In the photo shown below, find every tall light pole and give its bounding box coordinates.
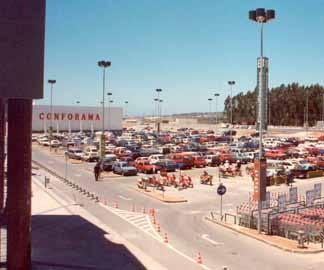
[214,93,220,125]
[156,89,162,133]
[159,99,163,128]
[208,98,212,119]
[249,8,275,234]
[48,79,56,151]
[306,87,309,135]
[76,101,81,132]
[107,92,112,131]
[228,81,235,143]
[124,101,129,119]
[98,60,111,159]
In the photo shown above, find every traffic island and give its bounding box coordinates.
[135,188,188,203]
[205,216,324,254]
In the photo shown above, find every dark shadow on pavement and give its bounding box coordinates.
[32,215,147,270]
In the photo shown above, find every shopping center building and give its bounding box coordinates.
[32,105,123,132]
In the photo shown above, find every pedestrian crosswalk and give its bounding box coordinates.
[99,203,162,241]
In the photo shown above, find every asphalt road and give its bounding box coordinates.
[32,146,324,270]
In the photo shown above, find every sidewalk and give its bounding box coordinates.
[206,216,324,254]
[31,177,165,270]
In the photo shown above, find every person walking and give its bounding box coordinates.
[94,161,101,181]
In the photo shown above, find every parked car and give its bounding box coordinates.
[135,160,160,174]
[113,161,137,176]
[205,155,221,167]
[65,148,84,160]
[100,154,117,171]
[148,154,165,165]
[265,150,287,160]
[50,140,62,148]
[290,164,319,179]
[192,156,207,168]
[167,153,194,169]
[155,159,177,172]
[82,146,99,162]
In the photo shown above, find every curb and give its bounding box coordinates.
[134,188,188,203]
[205,217,324,254]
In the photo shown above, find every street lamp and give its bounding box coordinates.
[214,93,220,125]
[107,92,112,131]
[76,101,82,132]
[159,99,163,124]
[305,87,309,135]
[208,98,212,119]
[124,101,129,119]
[48,79,56,151]
[228,81,235,143]
[98,60,111,159]
[155,89,162,133]
[249,8,275,234]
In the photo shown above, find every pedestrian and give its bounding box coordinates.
[94,161,101,181]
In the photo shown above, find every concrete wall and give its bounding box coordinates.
[32,105,122,132]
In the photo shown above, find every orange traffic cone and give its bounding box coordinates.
[156,223,161,233]
[196,252,202,264]
[114,201,118,208]
[163,233,168,243]
[150,208,155,217]
[151,215,156,225]
[142,207,146,214]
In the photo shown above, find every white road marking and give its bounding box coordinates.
[75,174,82,177]
[201,234,223,246]
[118,195,132,201]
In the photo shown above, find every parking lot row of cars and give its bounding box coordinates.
[33,128,324,180]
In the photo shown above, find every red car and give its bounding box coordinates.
[193,156,207,168]
[265,150,287,160]
[135,160,160,174]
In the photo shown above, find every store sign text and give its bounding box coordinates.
[39,113,101,121]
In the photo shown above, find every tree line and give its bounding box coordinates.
[224,83,324,126]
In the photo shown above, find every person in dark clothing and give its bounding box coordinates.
[94,161,101,181]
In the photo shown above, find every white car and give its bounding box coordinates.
[148,154,165,165]
[82,146,99,162]
[39,138,50,146]
[50,140,62,148]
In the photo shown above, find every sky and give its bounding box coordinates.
[40,0,324,116]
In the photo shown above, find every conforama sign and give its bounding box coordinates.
[39,112,101,121]
[32,105,122,132]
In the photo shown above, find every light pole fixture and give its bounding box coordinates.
[98,60,111,159]
[214,93,220,124]
[48,79,56,151]
[228,81,235,143]
[249,8,275,234]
